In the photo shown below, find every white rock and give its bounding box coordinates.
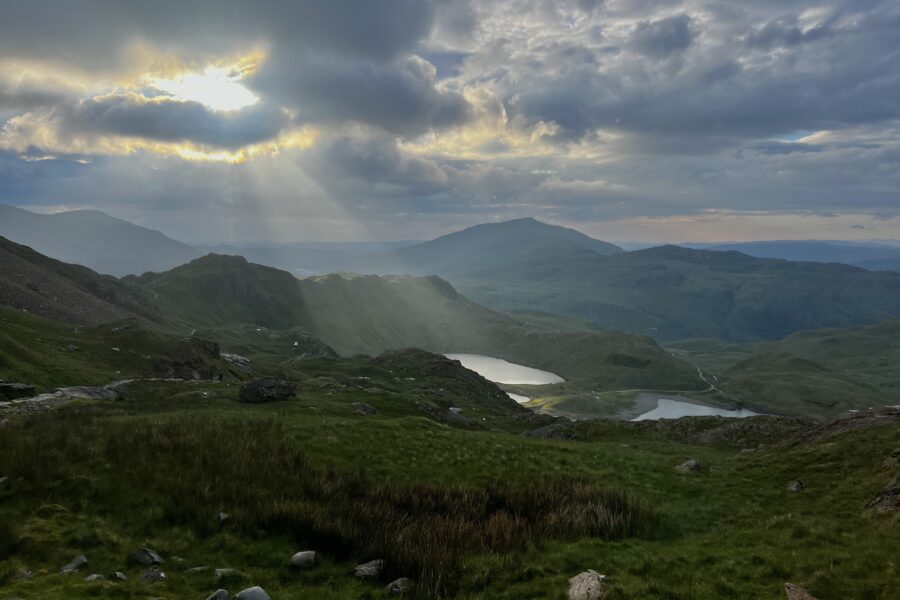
[289,550,318,569]
[568,569,606,600]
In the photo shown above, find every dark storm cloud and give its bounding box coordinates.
[303,132,450,198]
[65,95,290,148]
[0,0,466,139]
[252,54,470,136]
[489,1,900,149]
[629,14,694,57]
[2,0,900,241]
[0,0,434,65]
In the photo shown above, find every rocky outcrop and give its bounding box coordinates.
[523,422,576,440]
[140,566,166,583]
[151,338,223,381]
[568,569,606,600]
[238,378,295,403]
[352,402,379,415]
[223,353,251,373]
[675,459,702,473]
[785,583,818,599]
[0,382,35,401]
[866,476,899,512]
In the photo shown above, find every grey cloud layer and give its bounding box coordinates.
[1,0,899,240]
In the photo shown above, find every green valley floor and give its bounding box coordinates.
[0,378,897,599]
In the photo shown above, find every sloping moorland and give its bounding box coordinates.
[0,236,898,599]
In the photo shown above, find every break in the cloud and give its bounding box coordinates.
[0,0,898,242]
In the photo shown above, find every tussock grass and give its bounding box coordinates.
[0,408,653,596]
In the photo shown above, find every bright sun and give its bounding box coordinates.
[151,67,259,112]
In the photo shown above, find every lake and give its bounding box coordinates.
[632,396,761,421]
[445,354,564,385]
[506,393,532,404]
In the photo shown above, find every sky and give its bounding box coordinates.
[0,0,898,243]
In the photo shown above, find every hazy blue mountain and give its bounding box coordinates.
[700,240,900,271]
[0,205,203,276]
[450,244,900,343]
[358,217,624,276]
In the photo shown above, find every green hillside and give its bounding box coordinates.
[127,256,702,392]
[669,319,900,416]
[453,245,900,343]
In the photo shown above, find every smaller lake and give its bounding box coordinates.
[445,354,565,385]
[506,393,531,404]
[632,397,760,421]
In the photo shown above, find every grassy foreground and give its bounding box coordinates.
[0,380,897,599]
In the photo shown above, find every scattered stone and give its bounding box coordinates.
[222,353,252,373]
[238,378,295,403]
[66,344,80,352]
[0,476,8,486]
[355,559,385,580]
[171,556,187,564]
[185,566,211,575]
[206,590,230,600]
[448,407,463,415]
[568,569,606,600]
[883,448,900,469]
[133,547,165,565]
[60,554,88,574]
[13,569,33,580]
[218,512,231,525]
[785,582,819,600]
[523,422,576,440]
[110,571,128,581]
[786,480,805,493]
[289,550,318,569]
[85,573,105,582]
[866,476,900,512]
[234,586,272,600]
[675,459,702,473]
[384,577,414,595]
[215,568,245,582]
[0,382,36,401]
[140,566,166,583]
[352,402,379,415]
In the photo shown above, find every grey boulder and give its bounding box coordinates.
[568,569,606,600]
[355,559,385,580]
[352,402,379,415]
[786,480,805,493]
[238,378,295,403]
[84,573,104,582]
[675,459,702,473]
[140,566,166,583]
[134,547,164,565]
[215,567,245,582]
[289,550,318,569]
[785,583,819,600]
[206,590,230,600]
[234,586,272,600]
[384,577,413,595]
